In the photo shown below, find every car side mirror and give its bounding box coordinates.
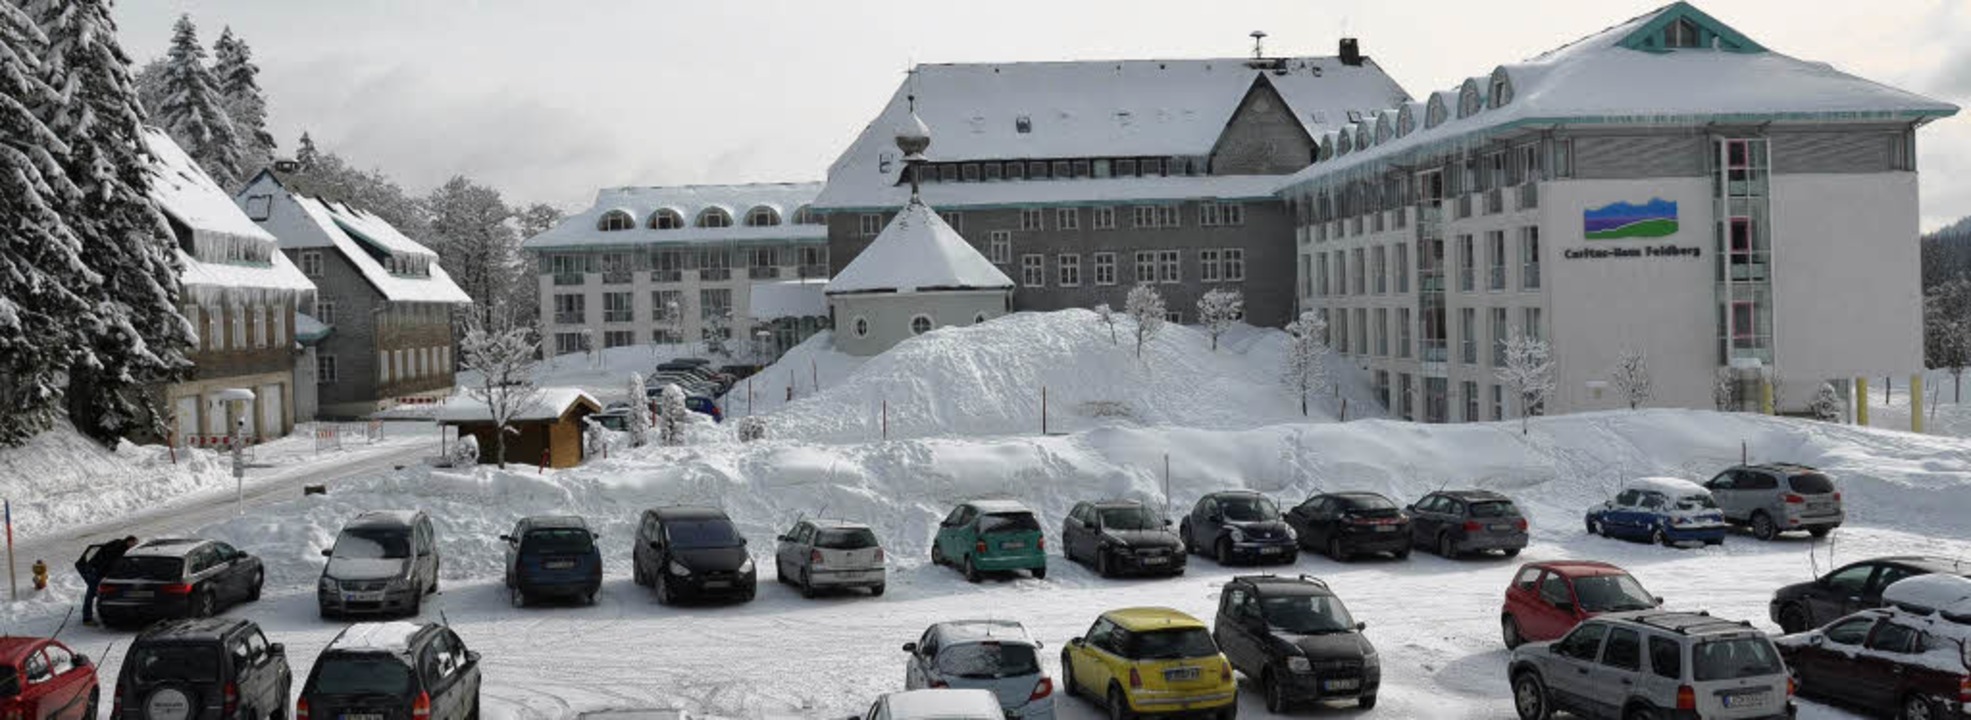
[319,548,332,558]
[71,654,89,668]
[1356,622,1367,631]
[1069,637,1084,646]
[902,642,917,653]
[268,644,285,656]
[1653,596,1664,606]
[776,535,791,543]
[498,535,513,543]
[467,651,481,665]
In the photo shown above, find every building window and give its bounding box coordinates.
[271,305,285,346]
[299,251,323,277]
[603,292,633,323]
[604,330,635,348]
[859,214,883,237]
[1462,381,1478,421]
[1134,251,1156,283]
[943,211,963,232]
[250,306,265,348]
[553,333,582,356]
[1460,307,1477,364]
[1398,373,1414,420]
[1524,307,1543,343]
[653,290,685,321]
[939,164,958,183]
[960,164,979,182]
[745,206,780,227]
[207,305,223,351]
[1093,159,1111,178]
[910,315,933,336]
[1457,234,1475,292]
[1021,254,1046,287]
[1350,248,1365,295]
[651,328,682,344]
[1198,202,1244,227]
[699,288,733,318]
[1058,254,1081,287]
[1132,206,1161,229]
[1199,249,1221,282]
[1020,208,1045,231]
[1487,231,1507,291]
[696,208,733,228]
[988,231,1012,264]
[649,209,684,229]
[1028,160,1049,179]
[182,305,202,350]
[1397,308,1412,358]
[1353,308,1367,359]
[1665,17,1699,48]
[852,317,869,338]
[983,163,1002,181]
[1491,384,1505,420]
[1157,251,1181,284]
[1394,243,1409,293]
[231,305,246,349]
[1005,162,1025,180]
[597,210,634,232]
[1056,208,1079,230]
[377,351,390,382]
[1334,310,1349,354]
[1520,227,1541,290]
[1315,254,1329,296]
[553,294,585,325]
[1373,370,1389,408]
[1375,308,1389,356]
[1072,159,1090,178]
[1372,246,1387,294]
[1093,207,1117,230]
[1093,253,1117,285]
[1222,249,1244,282]
[1491,307,1509,367]
[317,355,337,384]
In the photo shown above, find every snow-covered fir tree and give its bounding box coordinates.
[1810,383,1842,422]
[1608,346,1652,410]
[624,372,650,447]
[34,0,195,442]
[1124,284,1166,359]
[657,384,689,446]
[154,15,243,189]
[1093,303,1118,345]
[211,26,275,173]
[1195,287,1243,351]
[1494,331,1554,435]
[0,0,99,445]
[294,131,319,168]
[1282,310,1330,417]
[1925,277,1971,402]
[427,175,519,329]
[457,316,541,469]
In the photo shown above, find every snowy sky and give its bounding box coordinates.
[114,0,1971,230]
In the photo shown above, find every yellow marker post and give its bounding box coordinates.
[1855,377,1869,426]
[1911,373,1925,434]
[1760,375,1775,415]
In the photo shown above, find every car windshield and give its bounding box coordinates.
[1260,595,1357,634]
[1573,574,1658,612]
[332,528,410,559]
[1469,500,1519,518]
[130,645,219,684]
[1673,494,1718,511]
[311,655,413,696]
[1788,473,1835,494]
[522,528,593,554]
[1220,496,1280,522]
[665,519,742,549]
[936,642,1040,679]
[815,528,880,550]
[107,556,183,581]
[1128,628,1219,660]
[1340,496,1400,518]
[977,512,1041,535]
[1692,637,1784,681]
[1099,507,1161,531]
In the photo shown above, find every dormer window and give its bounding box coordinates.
[649,208,684,229]
[697,208,733,228]
[1015,115,1032,134]
[745,206,780,227]
[793,205,821,225]
[1665,18,1699,48]
[598,210,634,232]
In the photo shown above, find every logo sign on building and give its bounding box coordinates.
[1584,198,1679,240]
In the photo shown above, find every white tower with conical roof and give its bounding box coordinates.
[824,105,1013,356]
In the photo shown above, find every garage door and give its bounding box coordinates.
[174,396,198,446]
[204,396,226,437]
[259,383,283,440]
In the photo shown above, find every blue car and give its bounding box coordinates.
[1585,477,1727,547]
[501,515,602,606]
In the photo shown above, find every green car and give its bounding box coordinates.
[931,500,1048,582]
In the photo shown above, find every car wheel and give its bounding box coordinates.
[247,571,263,601]
[318,606,338,621]
[1060,652,1080,699]
[1263,669,1288,714]
[656,573,674,605]
[1218,702,1237,720]
[1439,532,1458,559]
[1903,693,1938,720]
[1328,538,1349,563]
[931,543,946,566]
[799,569,816,599]
[1626,705,1659,720]
[1502,615,1524,649]
[1356,694,1375,710]
[509,584,526,608]
[1588,517,1604,537]
[468,688,481,720]
[196,590,217,618]
[1180,522,1195,554]
[1503,548,1521,557]
[1215,538,1234,566]
[410,590,423,617]
[1809,527,1832,539]
[1752,512,1778,541]
[586,591,598,605]
[1512,672,1551,720]
[870,584,885,597]
[1096,550,1113,578]
[964,556,981,584]
[85,689,98,720]
[634,561,648,587]
[1777,603,1811,634]
[1651,527,1671,547]
[1031,565,1046,580]
[1107,685,1134,720]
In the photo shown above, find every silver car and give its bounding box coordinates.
[774,519,886,598]
[903,621,1056,720]
[317,510,441,619]
[1702,463,1843,541]
[1508,610,1795,720]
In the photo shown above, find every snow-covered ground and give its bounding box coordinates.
[9,409,1965,720]
[1868,367,1971,439]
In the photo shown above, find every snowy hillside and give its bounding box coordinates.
[0,420,235,538]
[754,310,1387,442]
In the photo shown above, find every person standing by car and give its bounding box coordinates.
[77,535,137,626]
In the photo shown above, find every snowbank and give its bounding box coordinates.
[0,420,234,538]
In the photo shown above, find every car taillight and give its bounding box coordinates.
[975,541,987,554]
[162,583,194,595]
[1676,685,1696,711]
[223,682,238,718]
[412,692,432,720]
[295,698,309,720]
[1958,674,1970,704]
[1029,678,1053,700]
[874,548,885,562]
[929,680,948,689]
[810,549,823,564]
[1037,537,1044,550]
[1128,667,1143,689]
[1514,518,1529,531]
[1781,493,1806,504]
[1787,676,1797,696]
[1463,521,1482,532]
[1220,659,1233,682]
[97,583,119,597]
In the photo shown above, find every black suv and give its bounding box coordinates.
[1180,491,1298,565]
[1769,555,1971,632]
[632,506,757,604]
[1213,575,1379,712]
[1286,492,1412,562]
[115,618,291,720]
[1060,500,1185,577]
[1405,490,1528,558]
[299,623,481,720]
[97,538,264,628]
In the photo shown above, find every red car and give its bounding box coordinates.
[1499,560,1662,648]
[0,637,98,720]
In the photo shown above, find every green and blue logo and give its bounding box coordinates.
[1584,198,1679,240]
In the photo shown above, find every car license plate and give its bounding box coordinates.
[1374,525,1395,532]
[1001,541,1026,550]
[343,714,383,720]
[1490,524,1513,531]
[1163,667,1200,681]
[1723,691,1771,708]
[1260,546,1282,554]
[343,592,382,602]
[126,590,154,599]
[545,560,575,569]
[1322,678,1360,691]
[1143,557,1168,565]
[704,580,731,589]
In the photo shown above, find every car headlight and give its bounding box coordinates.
[668,561,692,577]
[1363,651,1380,669]
[1228,527,1247,542]
[1284,526,1298,541]
[1287,656,1311,673]
[319,577,337,592]
[739,558,755,574]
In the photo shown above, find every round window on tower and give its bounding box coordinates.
[973,312,988,324]
[910,315,934,335]
[853,317,869,338]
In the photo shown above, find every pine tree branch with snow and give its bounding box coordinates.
[458,314,542,469]
[1195,288,1243,352]
[155,15,243,189]
[1494,331,1554,435]
[1608,346,1652,410]
[1282,311,1330,417]
[1124,284,1166,360]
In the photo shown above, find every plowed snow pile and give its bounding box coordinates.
[0,419,234,538]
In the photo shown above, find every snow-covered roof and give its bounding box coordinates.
[435,388,600,424]
[814,56,1410,211]
[937,620,1037,646]
[880,690,1004,720]
[177,248,316,292]
[828,174,1285,214]
[967,499,1033,515]
[1281,2,1958,192]
[330,621,428,654]
[294,312,331,344]
[144,129,316,293]
[1884,574,1971,616]
[289,196,472,304]
[326,202,436,258]
[749,279,828,320]
[522,183,828,250]
[1626,476,1709,497]
[824,199,1013,295]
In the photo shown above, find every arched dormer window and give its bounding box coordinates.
[1354,124,1370,149]
[1336,130,1353,156]
[1318,135,1334,161]
[1375,113,1393,144]
[697,207,733,228]
[1396,104,1416,137]
[648,208,684,230]
[1425,94,1449,129]
[793,205,822,225]
[1457,79,1482,118]
[1489,67,1515,108]
[744,206,780,227]
[597,210,634,232]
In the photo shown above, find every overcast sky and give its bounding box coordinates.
[115,0,1971,231]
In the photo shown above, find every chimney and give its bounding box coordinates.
[1339,37,1362,66]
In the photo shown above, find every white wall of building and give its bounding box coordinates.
[1770,172,1922,380]
[828,290,1010,357]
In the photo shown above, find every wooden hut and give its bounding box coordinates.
[435,388,601,469]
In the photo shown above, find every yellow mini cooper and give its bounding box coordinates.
[1060,607,1238,720]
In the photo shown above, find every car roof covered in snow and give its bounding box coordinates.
[327,621,433,655]
[933,620,1037,646]
[823,199,1013,295]
[1883,573,1971,616]
[125,538,209,558]
[878,689,1004,720]
[964,499,1033,515]
[1625,476,1709,497]
[1103,607,1207,632]
[345,510,422,529]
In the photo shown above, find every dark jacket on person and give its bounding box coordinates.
[77,542,130,580]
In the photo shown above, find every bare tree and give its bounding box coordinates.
[702,308,733,357]
[458,315,542,469]
[1608,346,1652,409]
[1195,288,1244,351]
[1713,367,1741,411]
[1810,382,1842,422]
[1093,303,1119,345]
[1765,365,1787,413]
[1124,284,1167,359]
[1282,311,1331,417]
[1494,331,1555,435]
[580,328,597,369]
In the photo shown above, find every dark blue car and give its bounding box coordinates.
[644,387,725,423]
[501,516,602,606]
[1584,477,1728,547]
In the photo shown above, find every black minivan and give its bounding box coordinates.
[297,623,480,720]
[632,506,756,604]
[500,516,602,607]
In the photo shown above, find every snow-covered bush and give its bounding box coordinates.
[1609,346,1652,410]
[447,435,479,467]
[625,372,650,447]
[1196,288,1243,352]
[738,416,767,442]
[658,384,689,446]
[1495,332,1554,435]
[1810,382,1842,422]
[1125,284,1166,359]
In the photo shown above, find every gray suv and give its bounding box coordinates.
[317,510,441,619]
[1702,464,1843,541]
[1508,611,1795,720]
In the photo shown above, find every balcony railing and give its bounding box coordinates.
[1484,189,1504,215]
[603,312,633,323]
[553,312,584,325]
[749,266,781,280]
[798,264,829,279]
[699,268,732,281]
[1517,182,1539,210]
[552,273,584,286]
[602,270,633,285]
[651,269,683,283]
[1523,263,1541,290]
[1488,266,1506,291]
[1454,195,1473,219]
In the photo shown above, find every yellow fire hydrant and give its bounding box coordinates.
[31,560,47,591]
